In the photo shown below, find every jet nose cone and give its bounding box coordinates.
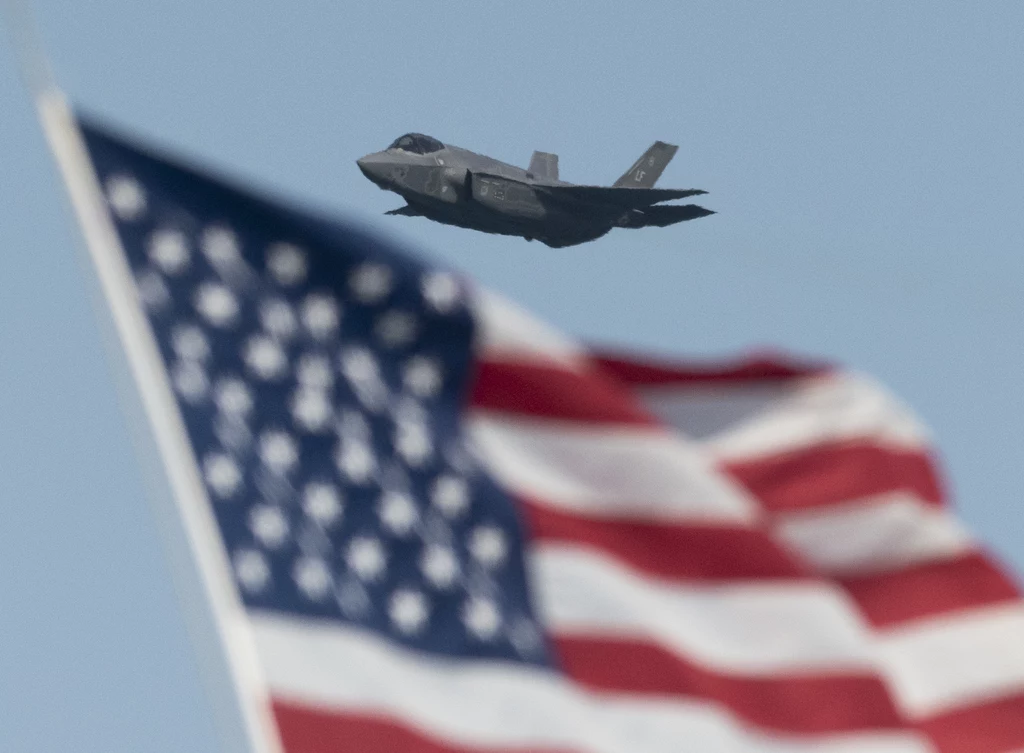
[357,153,390,188]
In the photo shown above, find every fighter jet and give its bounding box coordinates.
[357,134,713,248]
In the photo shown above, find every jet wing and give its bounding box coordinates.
[385,204,423,216]
[536,184,707,209]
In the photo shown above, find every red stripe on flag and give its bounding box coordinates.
[840,553,1021,628]
[470,359,657,426]
[917,691,1024,753]
[725,441,945,512]
[522,499,808,581]
[272,700,574,753]
[554,635,904,735]
[592,353,831,387]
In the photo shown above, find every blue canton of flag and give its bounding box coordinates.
[80,117,551,668]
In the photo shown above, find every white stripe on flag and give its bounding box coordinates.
[469,416,757,523]
[534,545,877,673]
[773,494,974,575]
[254,613,932,753]
[473,288,584,364]
[875,602,1024,718]
[636,373,928,460]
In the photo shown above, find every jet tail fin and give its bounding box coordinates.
[613,141,678,188]
[528,151,559,181]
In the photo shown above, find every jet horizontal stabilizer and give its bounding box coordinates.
[636,203,715,227]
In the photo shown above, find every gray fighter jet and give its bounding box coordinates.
[357,134,712,247]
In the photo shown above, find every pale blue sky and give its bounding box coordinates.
[1,2,1022,751]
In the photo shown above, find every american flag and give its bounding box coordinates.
[77,116,1024,753]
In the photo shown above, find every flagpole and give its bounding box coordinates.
[1,5,283,753]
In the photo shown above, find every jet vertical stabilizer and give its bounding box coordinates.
[613,141,678,188]
[528,151,559,181]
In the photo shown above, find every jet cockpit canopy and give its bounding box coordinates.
[387,133,445,155]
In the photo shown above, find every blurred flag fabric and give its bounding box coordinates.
[72,115,1024,753]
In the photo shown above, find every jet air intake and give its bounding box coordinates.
[438,166,469,203]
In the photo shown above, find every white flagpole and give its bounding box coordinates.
[1,4,284,753]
